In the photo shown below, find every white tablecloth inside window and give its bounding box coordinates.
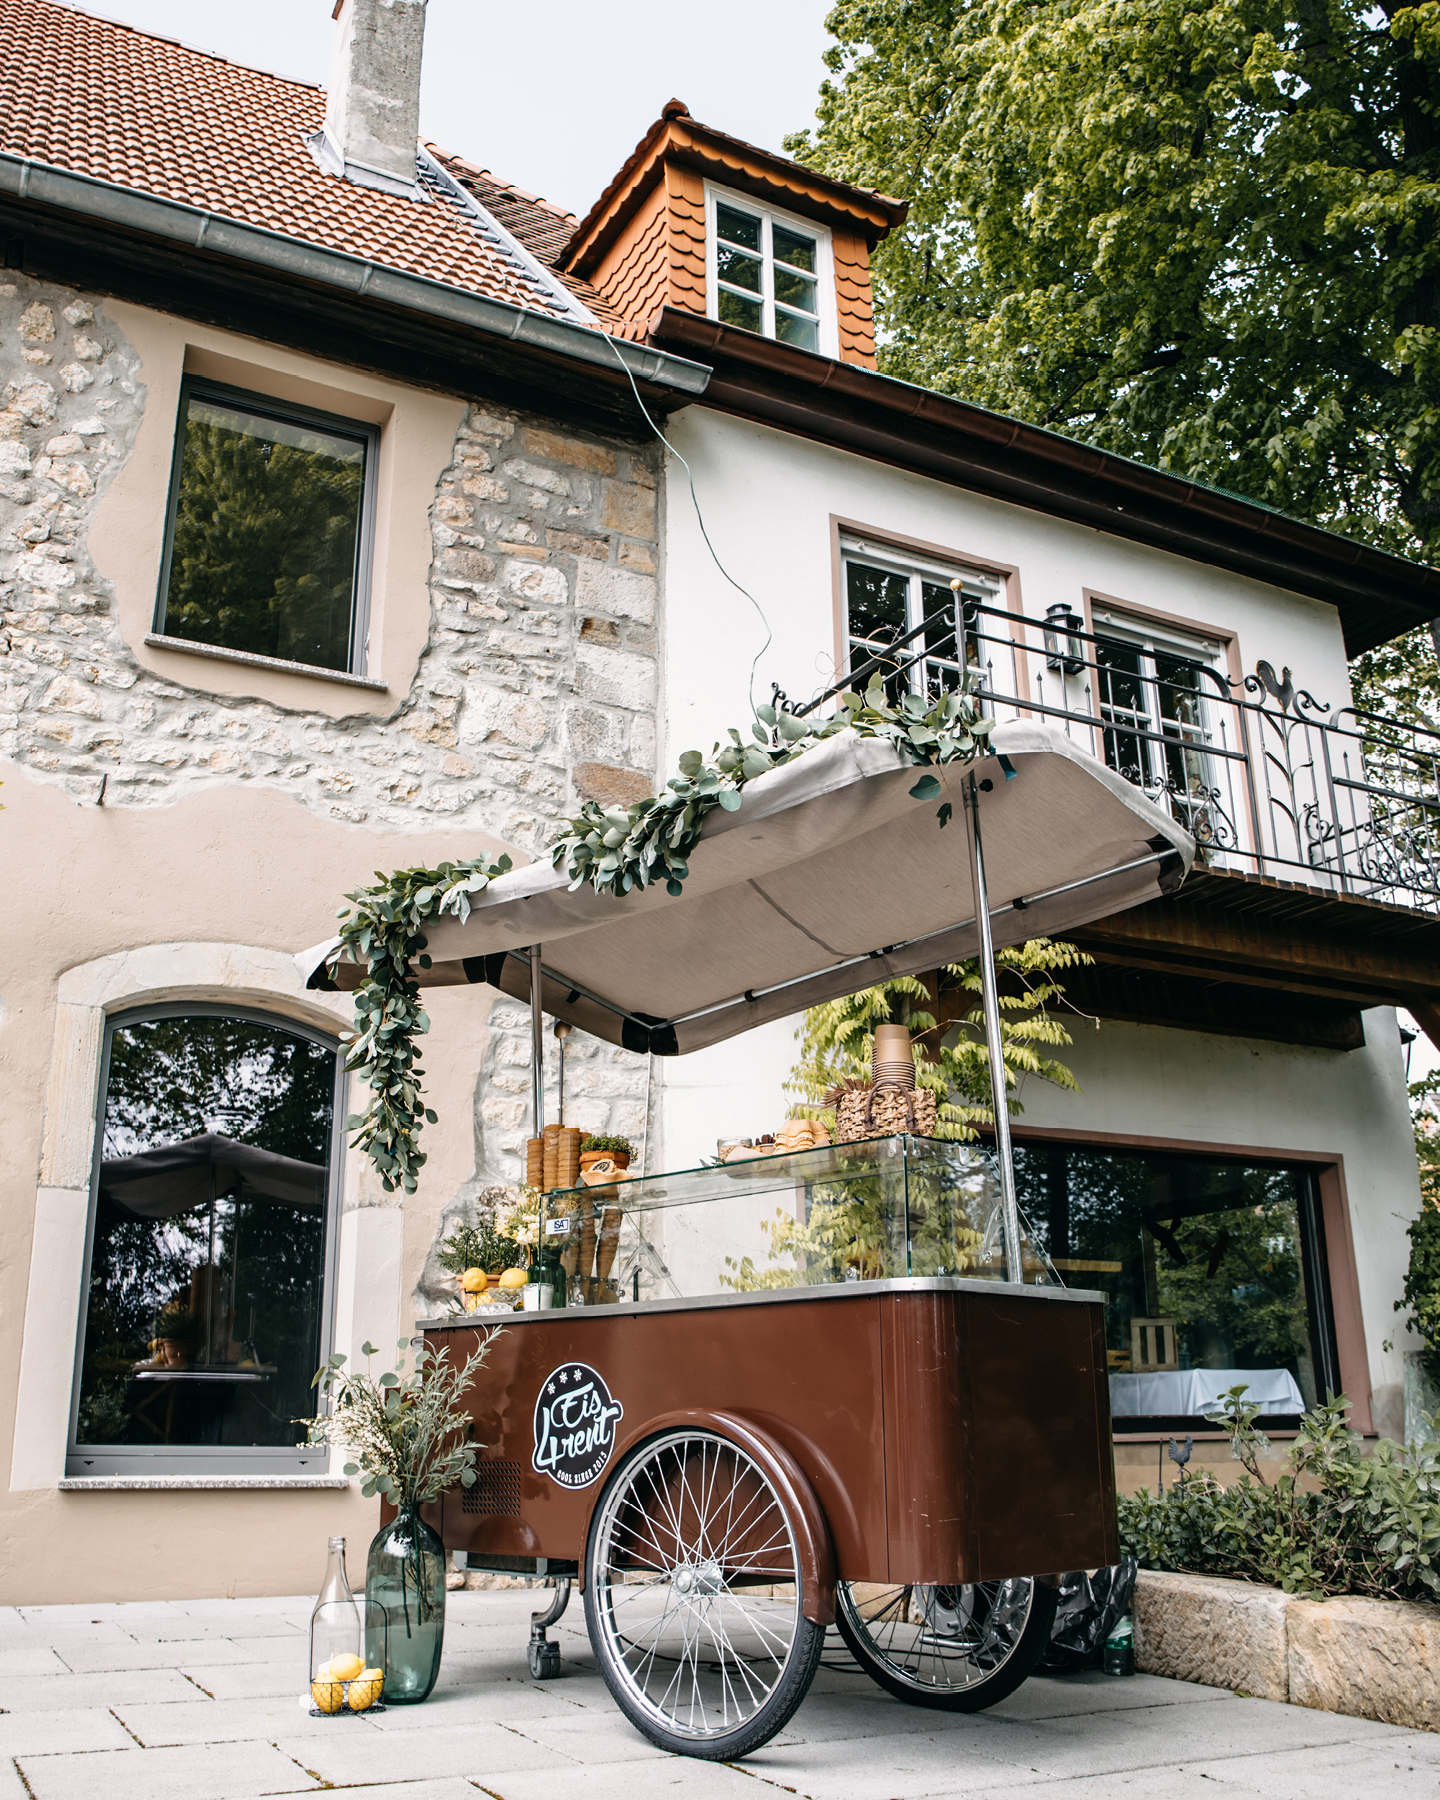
[1108,1368,1306,1418]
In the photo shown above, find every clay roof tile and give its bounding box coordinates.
[0,0,617,326]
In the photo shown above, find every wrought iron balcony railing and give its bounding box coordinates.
[780,593,1440,916]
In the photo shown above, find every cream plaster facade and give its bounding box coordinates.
[653,405,1426,1447]
[0,272,659,1600]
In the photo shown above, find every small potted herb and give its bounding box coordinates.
[579,1133,634,1177]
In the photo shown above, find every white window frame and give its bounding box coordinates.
[1090,605,1228,816]
[704,182,838,357]
[840,534,1004,698]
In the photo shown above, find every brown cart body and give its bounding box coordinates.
[422,1277,1117,1607]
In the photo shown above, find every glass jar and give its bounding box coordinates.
[365,1506,446,1704]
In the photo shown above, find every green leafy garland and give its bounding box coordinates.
[334,854,510,1194]
[334,677,993,1190]
[551,679,994,897]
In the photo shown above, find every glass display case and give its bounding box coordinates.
[478,1135,1061,1314]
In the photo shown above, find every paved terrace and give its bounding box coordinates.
[0,1588,1432,1799]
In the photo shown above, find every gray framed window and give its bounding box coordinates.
[67,1006,344,1477]
[154,378,379,675]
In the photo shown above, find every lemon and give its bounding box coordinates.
[498,1267,529,1290]
[347,1667,384,1711]
[461,1267,488,1294]
[311,1678,344,1714]
[327,1651,365,1682]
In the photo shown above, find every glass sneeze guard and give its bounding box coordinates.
[472,1136,1067,1313]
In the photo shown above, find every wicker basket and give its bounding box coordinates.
[832,1083,937,1143]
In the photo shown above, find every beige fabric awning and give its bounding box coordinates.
[298,720,1193,1054]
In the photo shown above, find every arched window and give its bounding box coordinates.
[68,1006,343,1477]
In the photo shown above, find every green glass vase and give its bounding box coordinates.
[365,1506,446,1704]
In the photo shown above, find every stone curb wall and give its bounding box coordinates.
[1135,1569,1440,1732]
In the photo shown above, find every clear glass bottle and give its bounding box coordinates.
[309,1535,362,1702]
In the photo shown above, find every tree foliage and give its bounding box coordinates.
[784,939,1091,1134]
[791,0,1440,707]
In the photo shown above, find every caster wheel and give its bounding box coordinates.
[529,1639,561,1680]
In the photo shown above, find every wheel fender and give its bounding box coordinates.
[583,1407,837,1626]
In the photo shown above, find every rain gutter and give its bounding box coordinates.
[0,154,712,398]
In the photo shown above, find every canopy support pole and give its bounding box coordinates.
[529,944,544,1138]
[965,773,1024,1284]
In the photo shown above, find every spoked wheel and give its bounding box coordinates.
[583,1429,825,1759]
[836,1577,1057,1711]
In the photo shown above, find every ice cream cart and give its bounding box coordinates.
[304,719,1193,1759]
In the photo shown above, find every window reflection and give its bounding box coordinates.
[75,1015,336,1454]
[160,385,369,673]
[1015,1143,1335,1426]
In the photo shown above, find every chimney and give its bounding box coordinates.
[310,0,428,198]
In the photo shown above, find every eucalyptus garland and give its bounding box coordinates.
[336,675,994,1189]
[551,677,995,897]
[333,853,510,1194]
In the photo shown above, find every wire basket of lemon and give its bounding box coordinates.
[309,1599,388,1716]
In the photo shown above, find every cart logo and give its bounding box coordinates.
[532,1362,624,1489]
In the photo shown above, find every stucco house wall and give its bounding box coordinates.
[653,403,1423,1448]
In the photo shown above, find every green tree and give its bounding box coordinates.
[791,0,1440,711]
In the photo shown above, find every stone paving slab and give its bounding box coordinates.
[179,1660,302,1701]
[0,1589,1429,1800]
[58,1633,301,1672]
[16,1740,319,1800]
[271,1720,569,1787]
[468,1764,762,1799]
[986,1667,1231,1719]
[114,1695,383,1748]
[951,1737,1440,1800]
[0,1704,136,1757]
[0,1666,200,1709]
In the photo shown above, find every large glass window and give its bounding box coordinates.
[155,380,376,674]
[69,1010,341,1476]
[1014,1141,1339,1431]
[709,190,830,352]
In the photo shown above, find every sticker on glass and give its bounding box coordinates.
[532,1362,625,1489]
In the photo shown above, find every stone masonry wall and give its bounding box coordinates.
[0,272,658,1286]
[0,272,660,851]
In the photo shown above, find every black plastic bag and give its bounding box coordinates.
[1037,1554,1138,1673]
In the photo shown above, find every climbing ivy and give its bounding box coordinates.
[336,676,995,1189]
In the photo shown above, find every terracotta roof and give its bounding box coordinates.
[429,147,632,332]
[562,99,909,277]
[0,0,607,323]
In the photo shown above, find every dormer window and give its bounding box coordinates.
[706,187,835,355]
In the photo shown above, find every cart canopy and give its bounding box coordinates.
[298,720,1192,1055]
[99,1133,327,1218]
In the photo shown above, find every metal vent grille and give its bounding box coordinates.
[462,1461,523,1517]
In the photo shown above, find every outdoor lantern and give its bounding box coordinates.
[1043,603,1086,675]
